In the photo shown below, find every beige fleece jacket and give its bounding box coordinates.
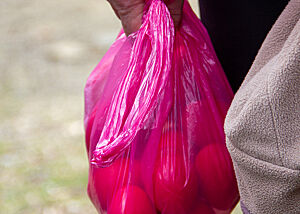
[224,0,300,213]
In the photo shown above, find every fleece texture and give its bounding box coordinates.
[224,0,300,213]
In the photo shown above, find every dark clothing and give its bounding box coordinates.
[199,0,289,92]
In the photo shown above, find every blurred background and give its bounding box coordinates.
[0,0,241,213]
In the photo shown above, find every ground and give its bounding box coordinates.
[0,0,241,213]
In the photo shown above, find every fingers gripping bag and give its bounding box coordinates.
[84,0,240,213]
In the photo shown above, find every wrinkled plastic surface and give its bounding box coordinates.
[84,0,239,213]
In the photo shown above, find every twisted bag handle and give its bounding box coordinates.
[92,0,175,167]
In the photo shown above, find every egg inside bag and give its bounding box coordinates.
[84,0,240,213]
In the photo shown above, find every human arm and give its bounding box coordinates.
[107,0,184,36]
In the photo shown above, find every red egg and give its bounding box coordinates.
[153,131,198,213]
[108,185,156,214]
[190,202,215,214]
[195,143,239,210]
[88,158,141,211]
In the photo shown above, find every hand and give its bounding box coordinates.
[107,0,184,36]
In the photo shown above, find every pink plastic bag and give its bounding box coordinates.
[84,0,239,213]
